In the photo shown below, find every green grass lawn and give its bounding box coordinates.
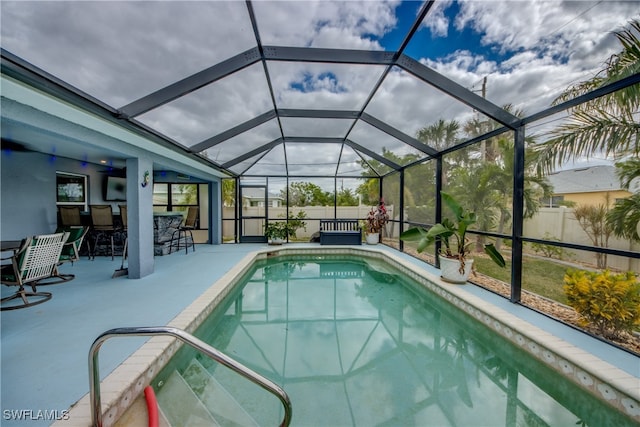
[473,255,571,304]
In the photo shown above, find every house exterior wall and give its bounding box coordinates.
[561,190,631,207]
[0,150,109,240]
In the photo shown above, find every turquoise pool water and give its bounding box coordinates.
[153,255,635,426]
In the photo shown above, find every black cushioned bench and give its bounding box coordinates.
[319,220,362,245]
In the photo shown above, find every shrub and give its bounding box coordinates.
[530,233,565,259]
[563,269,640,339]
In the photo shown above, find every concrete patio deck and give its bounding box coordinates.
[1,243,638,427]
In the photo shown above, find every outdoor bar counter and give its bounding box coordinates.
[153,211,184,255]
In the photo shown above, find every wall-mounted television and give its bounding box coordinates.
[56,172,87,206]
[105,176,127,201]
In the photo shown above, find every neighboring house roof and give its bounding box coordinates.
[548,165,636,195]
[241,187,283,201]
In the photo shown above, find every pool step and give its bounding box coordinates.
[181,358,259,427]
[156,358,259,427]
[156,370,220,426]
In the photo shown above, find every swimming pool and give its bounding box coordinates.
[63,247,639,426]
[152,254,638,426]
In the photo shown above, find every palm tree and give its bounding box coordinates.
[535,19,640,241]
[416,119,461,152]
[535,20,639,170]
[607,159,640,240]
[453,106,552,251]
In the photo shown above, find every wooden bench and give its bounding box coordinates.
[319,220,362,245]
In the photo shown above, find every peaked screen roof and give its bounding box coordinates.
[1,1,637,178]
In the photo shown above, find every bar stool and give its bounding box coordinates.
[58,206,91,257]
[89,205,116,260]
[59,206,82,227]
[169,207,197,254]
[118,204,128,257]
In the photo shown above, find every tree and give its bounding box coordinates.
[174,184,198,206]
[573,202,613,269]
[607,159,640,240]
[283,181,332,206]
[416,119,461,152]
[417,119,465,188]
[448,106,551,252]
[535,20,640,171]
[222,179,235,207]
[535,19,640,242]
[336,186,359,206]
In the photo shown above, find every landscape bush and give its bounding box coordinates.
[564,269,640,339]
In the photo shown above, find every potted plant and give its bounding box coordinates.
[264,221,289,245]
[400,192,505,283]
[264,211,307,244]
[363,198,389,244]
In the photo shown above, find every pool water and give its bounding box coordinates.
[153,255,635,427]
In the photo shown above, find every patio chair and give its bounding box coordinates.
[113,205,128,277]
[89,205,116,260]
[59,206,83,227]
[169,206,197,254]
[39,226,90,284]
[1,231,68,310]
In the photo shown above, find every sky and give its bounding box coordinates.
[1,0,638,176]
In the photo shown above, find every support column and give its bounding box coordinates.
[435,157,443,268]
[208,179,222,245]
[511,126,526,303]
[126,157,154,278]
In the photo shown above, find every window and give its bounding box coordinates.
[56,172,87,209]
[153,183,199,213]
[540,195,565,208]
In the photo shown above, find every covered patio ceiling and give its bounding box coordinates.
[1,1,637,178]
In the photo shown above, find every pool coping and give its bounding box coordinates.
[54,246,640,426]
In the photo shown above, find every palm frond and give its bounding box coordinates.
[553,19,640,110]
[615,159,640,189]
[606,193,640,241]
[536,108,640,171]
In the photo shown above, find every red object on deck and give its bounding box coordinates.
[144,385,159,427]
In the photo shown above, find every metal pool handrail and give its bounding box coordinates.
[89,326,293,427]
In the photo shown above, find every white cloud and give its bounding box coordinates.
[422,0,454,37]
[253,0,400,48]
[1,1,256,106]
[0,0,636,172]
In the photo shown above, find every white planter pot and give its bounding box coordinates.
[439,256,473,284]
[365,233,379,245]
[269,237,285,245]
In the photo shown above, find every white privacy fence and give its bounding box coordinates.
[223,205,638,272]
[223,205,395,238]
[524,207,639,272]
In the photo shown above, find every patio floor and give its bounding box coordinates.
[1,243,638,427]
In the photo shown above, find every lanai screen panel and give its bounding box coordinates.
[366,66,496,145]
[404,1,638,115]
[349,121,427,166]
[242,145,287,177]
[229,152,271,177]
[0,1,256,107]
[285,142,343,176]
[201,120,282,165]
[136,63,273,147]
[346,149,394,177]
[280,118,355,139]
[267,62,387,110]
[336,145,378,177]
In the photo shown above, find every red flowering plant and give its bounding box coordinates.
[364,198,389,234]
